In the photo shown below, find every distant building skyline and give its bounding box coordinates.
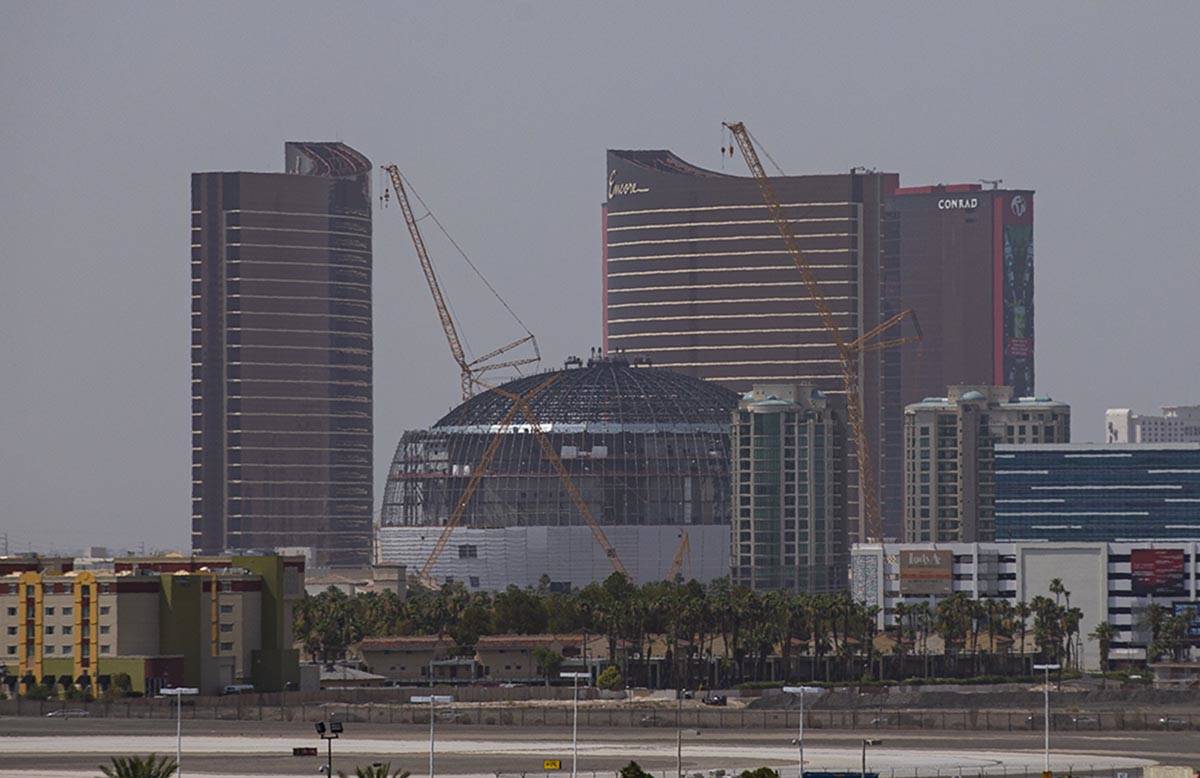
[1106,405,1200,444]
[191,142,374,567]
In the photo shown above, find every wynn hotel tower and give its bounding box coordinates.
[191,142,373,566]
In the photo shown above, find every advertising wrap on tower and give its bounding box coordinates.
[899,549,953,595]
[1130,548,1186,595]
[996,192,1034,396]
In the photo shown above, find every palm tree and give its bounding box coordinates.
[100,754,178,778]
[1014,600,1032,670]
[338,764,411,778]
[1088,621,1117,682]
[1048,578,1066,608]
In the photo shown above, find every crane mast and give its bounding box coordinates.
[724,122,921,542]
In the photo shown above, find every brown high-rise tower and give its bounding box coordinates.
[191,142,373,567]
[602,151,899,541]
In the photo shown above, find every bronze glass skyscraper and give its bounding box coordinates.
[603,151,899,541]
[191,142,373,566]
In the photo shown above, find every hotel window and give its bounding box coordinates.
[62,626,72,635]
[100,625,111,635]
[220,623,234,633]
[100,606,111,616]
[44,607,55,616]
[220,642,234,652]
[100,644,111,655]
[220,604,234,614]
[62,607,72,616]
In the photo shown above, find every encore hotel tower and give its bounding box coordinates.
[191,142,373,567]
[603,151,900,540]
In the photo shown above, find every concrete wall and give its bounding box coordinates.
[378,524,730,590]
[1015,545,1107,671]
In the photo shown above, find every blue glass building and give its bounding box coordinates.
[995,443,1200,541]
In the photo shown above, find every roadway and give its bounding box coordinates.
[0,718,1192,776]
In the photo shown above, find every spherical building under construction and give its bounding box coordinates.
[377,355,738,589]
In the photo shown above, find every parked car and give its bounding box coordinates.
[701,693,727,706]
[46,708,89,718]
[221,684,255,695]
[1159,716,1188,730]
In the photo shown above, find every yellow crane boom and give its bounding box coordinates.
[723,122,922,542]
[382,164,538,399]
[416,373,561,586]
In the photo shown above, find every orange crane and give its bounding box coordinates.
[665,530,692,583]
[415,373,559,586]
[414,371,630,587]
[723,122,922,542]
[490,383,629,578]
[382,164,539,400]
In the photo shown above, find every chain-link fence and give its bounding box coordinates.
[2,697,1195,734]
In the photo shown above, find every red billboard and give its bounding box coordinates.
[1131,549,1186,596]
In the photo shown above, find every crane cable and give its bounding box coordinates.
[398,172,538,344]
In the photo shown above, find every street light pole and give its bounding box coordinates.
[783,685,821,778]
[560,671,589,778]
[860,738,880,778]
[160,686,198,777]
[1033,663,1060,774]
[412,694,453,778]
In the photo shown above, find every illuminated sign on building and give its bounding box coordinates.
[1131,548,1186,595]
[899,549,953,595]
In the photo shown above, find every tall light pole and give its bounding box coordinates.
[861,738,881,778]
[560,671,589,778]
[315,719,343,776]
[1033,663,1060,773]
[412,694,453,777]
[783,685,822,778]
[159,686,198,777]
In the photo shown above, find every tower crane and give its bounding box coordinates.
[414,371,630,587]
[382,164,539,400]
[665,530,692,583]
[723,122,922,542]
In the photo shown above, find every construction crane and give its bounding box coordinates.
[665,530,692,583]
[381,164,539,400]
[490,383,629,578]
[415,373,561,587]
[723,122,922,542]
[414,373,630,587]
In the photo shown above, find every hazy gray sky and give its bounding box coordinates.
[2,3,1198,554]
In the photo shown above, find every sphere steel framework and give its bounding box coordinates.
[380,356,739,531]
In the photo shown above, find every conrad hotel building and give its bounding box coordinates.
[603,150,901,540]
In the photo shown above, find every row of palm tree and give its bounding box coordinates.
[295,573,1152,687]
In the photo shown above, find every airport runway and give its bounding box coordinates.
[0,718,1183,777]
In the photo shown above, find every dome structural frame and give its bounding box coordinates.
[381,356,739,532]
